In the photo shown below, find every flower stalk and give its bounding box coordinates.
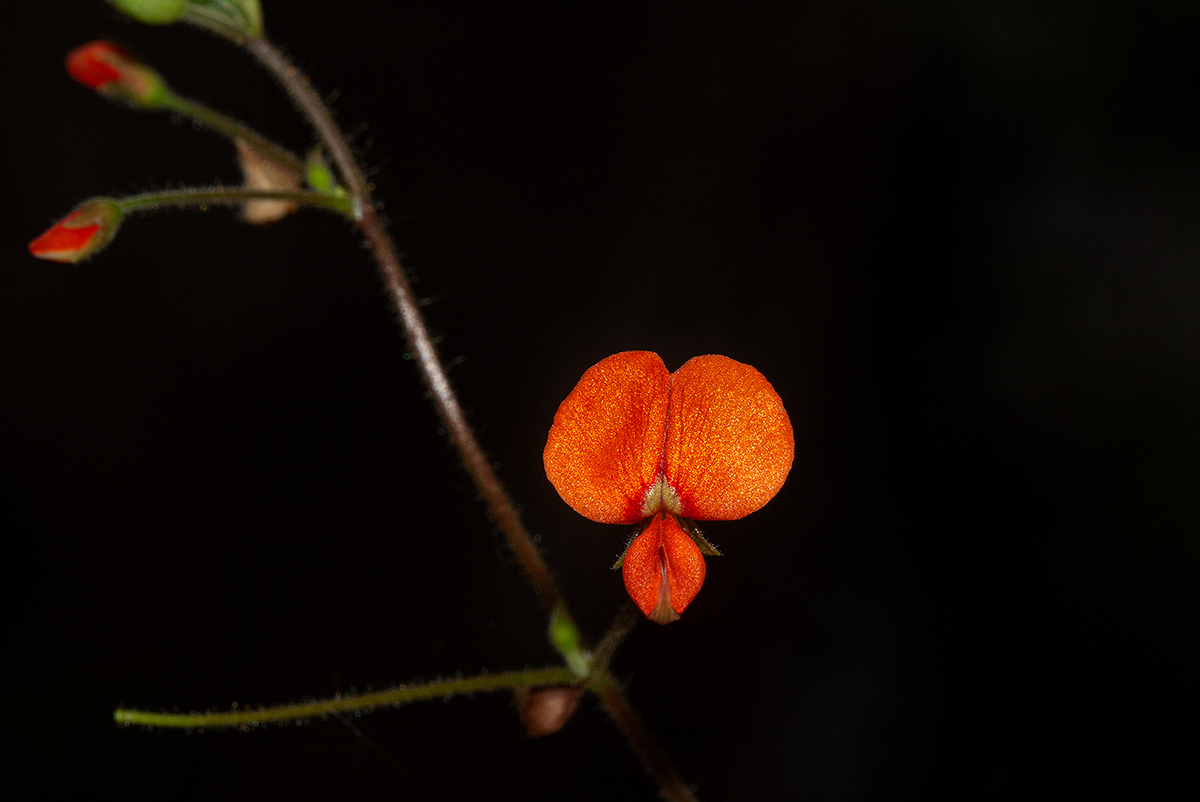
[29,188,352,263]
[159,91,306,177]
[115,666,577,729]
[591,671,699,802]
[113,186,350,216]
[68,40,305,180]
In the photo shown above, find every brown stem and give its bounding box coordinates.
[591,601,641,671]
[243,36,561,611]
[237,33,697,802]
[592,671,699,802]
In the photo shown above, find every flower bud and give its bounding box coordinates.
[235,139,300,224]
[514,685,584,737]
[28,199,124,264]
[65,41,166,108]
[108,0,188,24]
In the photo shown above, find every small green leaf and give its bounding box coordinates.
[549,603,592,679]
[306,149,335,193]
[673,514,722,556]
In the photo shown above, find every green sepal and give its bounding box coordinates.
[673,514,722,556]
[183,0,263,38]
[113,67,168,110]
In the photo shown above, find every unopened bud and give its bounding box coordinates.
[65,41,166,108]
[514,685,584,737]
[29,198,124,264]
[235,139,300,224]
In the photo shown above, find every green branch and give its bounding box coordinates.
[116,186,352,216]
[114,666,577,729]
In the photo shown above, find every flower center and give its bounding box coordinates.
[640,475,682,518]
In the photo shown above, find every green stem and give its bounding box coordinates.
[158,91,306,177]
[115,186,352,217]
[114,666,576,729]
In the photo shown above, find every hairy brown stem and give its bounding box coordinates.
[243,36,561,611]
[592,601,641,671]
[236,33,695,801]
[592,671,699,802]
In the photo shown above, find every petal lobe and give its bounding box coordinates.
[544,351,670,524]
[665,355,794,520]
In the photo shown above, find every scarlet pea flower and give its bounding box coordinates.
[544,351,793,623]
[65,41,165,107]
[28,198,124,264]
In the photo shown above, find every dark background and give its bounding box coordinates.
[4,2,1197,799]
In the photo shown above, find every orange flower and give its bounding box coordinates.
[544,352,793,623]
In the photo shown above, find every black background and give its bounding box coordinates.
[4,2,1198,799]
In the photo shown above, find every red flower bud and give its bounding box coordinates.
[29,199,124,264]
[65,41,166,107]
